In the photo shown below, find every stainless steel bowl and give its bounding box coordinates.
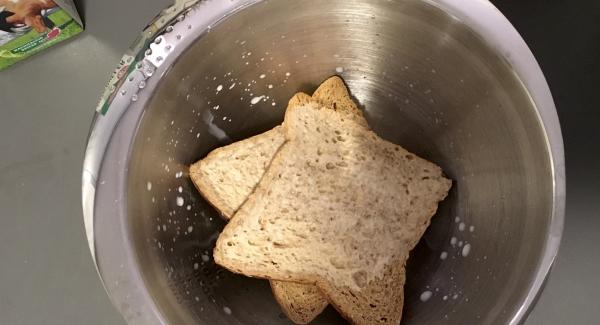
[83,0,565,324]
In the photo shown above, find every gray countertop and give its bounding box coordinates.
[0,0,598,324]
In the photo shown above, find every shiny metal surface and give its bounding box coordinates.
[83,0,565,324]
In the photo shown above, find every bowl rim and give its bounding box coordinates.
[82,0,565,324]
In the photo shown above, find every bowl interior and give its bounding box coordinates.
[126,0,553,324]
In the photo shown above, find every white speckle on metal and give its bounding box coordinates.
[420,291,432,302]
[440,251,448,260]
[251,95,265,105]
[462,243,472,257]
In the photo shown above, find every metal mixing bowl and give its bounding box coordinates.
[82,0,565,324]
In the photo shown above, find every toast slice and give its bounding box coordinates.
[189,125,286,218]
[190,77,366,323]
[270,281,331,324]
[213,100,451,324]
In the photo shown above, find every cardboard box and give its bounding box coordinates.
[0,0,83,70]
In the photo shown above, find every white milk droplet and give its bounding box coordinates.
[202,254,210,262]
[162,224,167,231]
[216,85,223,92]
[443,295,448,301]
[440,251,448,260]
[259,74,266,79]
[458,241,464,247]
[335,66,344,73]
[193,262,199,270]
[251,95,265,105]
[146,182,152,191]
[285,72,291,77]
[455,216,460,223]
[469,225,475,232]
[420,291,433,302]
[176,197,184,206]
[223,306,232,315]
[458,222,466,231]
[178,186,183,193]
[188,226,194,233]
[462,243,472,257]
[450,237,457,245]
[268,84,273,89]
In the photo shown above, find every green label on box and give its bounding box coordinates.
[0,8,83,70]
